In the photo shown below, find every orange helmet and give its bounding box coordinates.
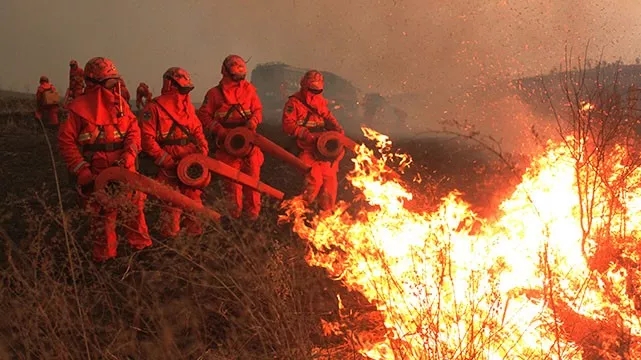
[39,75,49,84]
[300,70,324,94]
[84,57,121,89]
[221,55,247,81]
[69,59,78,67]
[162,67,194,94]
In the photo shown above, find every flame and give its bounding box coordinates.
[279,127,641,359]
[580,101,595,112]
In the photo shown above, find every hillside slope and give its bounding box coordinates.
[512,63,641,117]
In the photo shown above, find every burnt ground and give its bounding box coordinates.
[0,113,528,359]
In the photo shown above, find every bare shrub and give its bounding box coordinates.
[539,45,641,358]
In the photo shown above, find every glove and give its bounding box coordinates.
[116,152,136,169]
[302,131,318,144]
[247,117,259,131]
[216,127,229,139]
[76,167,94,186]
[161,155,177,170]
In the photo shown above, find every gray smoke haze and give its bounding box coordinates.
[1,0,640,151]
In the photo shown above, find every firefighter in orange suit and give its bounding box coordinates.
[58,57,151,262]
[140,67,209,237]
[136,82,152,110]
[282,70,345,211]
[65,59,85,104]
[196,55,264,220]
[35,76,60,126]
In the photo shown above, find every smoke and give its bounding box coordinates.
[1,0,640,144]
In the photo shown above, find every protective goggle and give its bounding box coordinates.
[230,73,246,82]
[308,88,323,95]
[87,77,121,90]
[168,77,194,94]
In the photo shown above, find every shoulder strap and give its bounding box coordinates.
[289,95,324,117]
[72,111,110,145]
[113,124,124,139]
[288,95,320,127]
[216,85,236,123]
[152,100,197,145]
[216,85,250,123]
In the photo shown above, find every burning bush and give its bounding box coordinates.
[275,50,641,359]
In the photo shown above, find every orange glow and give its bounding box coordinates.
[580,101,594,112]
[280,126,641,359]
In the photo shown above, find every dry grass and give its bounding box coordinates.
[0,105,382,360]
[0,96,557,360]
[0,199,355,360]
[0,91,34,116]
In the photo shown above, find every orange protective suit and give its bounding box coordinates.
[67,60,85,103]
[35,76,60,126]
[196,55,264,220]
[141,67,209,237]
[58,57,151,262]
[136,82,152,110]
[282,70,344,211]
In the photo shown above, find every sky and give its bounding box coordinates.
[1,0,641,146]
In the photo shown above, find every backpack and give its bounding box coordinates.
[41,89,60,106]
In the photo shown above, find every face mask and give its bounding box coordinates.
[308,88,323,95]
[102,78,120,90]
[231,74,246,82]
[177,86,194,95]
[167,77,194,94]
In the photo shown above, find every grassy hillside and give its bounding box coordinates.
[512,63,641,118]
[0,90,32,99]
[0,90,34,116]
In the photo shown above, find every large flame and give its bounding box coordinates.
[279,127,641,359]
